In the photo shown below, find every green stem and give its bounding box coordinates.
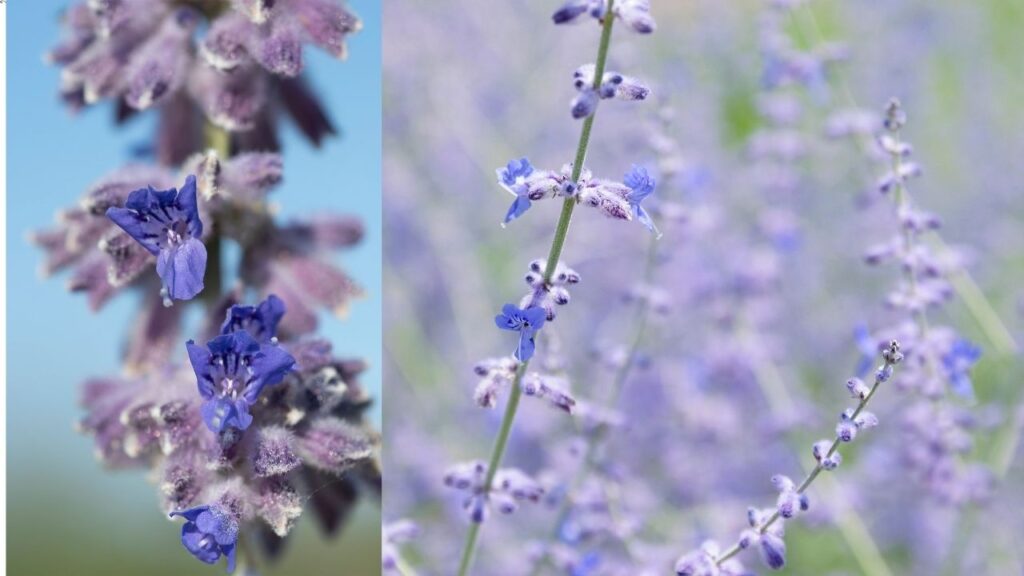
[202,123,230,305]
[456,5,618,574]
[715,352,895,567]
[456,365,525,576]
[541,0,616,284]
[733,328,894,576]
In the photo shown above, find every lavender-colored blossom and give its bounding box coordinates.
[623,165,660,236]
[942,339,981,400]
[170,504,239,573]
[495,304,547,362]
[106,175,207,304]
[571,64,650,119]
[221,293,286,343]
[498,158,536,224]
[520,259,581,322]
[552,0,656,34]
[186,315,296,432]
[522,372,577,414]
[51,0,358,145]
[79,298,378,560]
[444,461,544,523]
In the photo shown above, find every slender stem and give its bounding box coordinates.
[456,6,618,574]
[542,2,616,284]
[202,122,230,305]
[740,325,893,576]
[714,349,898,567]
[456,364,525,576]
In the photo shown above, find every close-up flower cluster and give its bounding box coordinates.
[9,0,380,574]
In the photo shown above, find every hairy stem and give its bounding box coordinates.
[714,349,898,567]
[202,122,230,305]
[455,5,617,574]
[747,348,894,576]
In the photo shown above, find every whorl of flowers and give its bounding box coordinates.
[51,0,361,159]
[81,294,379,571]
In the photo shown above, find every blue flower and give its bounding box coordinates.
[186,329,296,433]
[494,303,546,362]
[221,294,286,343]
[943,339,982,400]
[106,175,206,304]
[571,552,602,576]
[853,323,876,378]
[623,165,660,237]
[170,505,238,573]
[497,158,535,224]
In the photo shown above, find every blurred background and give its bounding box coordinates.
[6,1,381,574]
[383,0,1024,574]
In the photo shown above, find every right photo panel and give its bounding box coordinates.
[382,2,1024,575]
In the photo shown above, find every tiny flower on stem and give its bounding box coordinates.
[494,304,547,362]
[498,158,537,224]
[221,293,287,343]
[170,504,239,573]
[186,304,297,433]
[623,165,661,237]
[106,175,206,305]
[942,339,982,400]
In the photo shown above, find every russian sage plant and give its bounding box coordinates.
[436,1,659,574]
[674,341,904,574]
[33,1,378,573]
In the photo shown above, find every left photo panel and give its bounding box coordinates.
[6,1,381,575]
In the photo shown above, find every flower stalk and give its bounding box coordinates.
[706,341,903,571]
[455,3,618,574]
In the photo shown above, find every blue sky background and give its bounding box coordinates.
[6,2,381,574]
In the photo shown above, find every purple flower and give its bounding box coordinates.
[106,175,207,304]
[624,165,660,236]
[615,0,657,34]
[494,304,547,362]
[943,339,982,400]
[571,88,600,119]
[551,0,656,33]
[497,158,536,224]
[552,0,604,25]
[221,294,287,343]
[186,329,296,433]
[169,504,239,573]
[569,65,650,119]
[759,532,787,570]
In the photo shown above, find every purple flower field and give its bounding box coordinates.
[381,1,1024,575]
